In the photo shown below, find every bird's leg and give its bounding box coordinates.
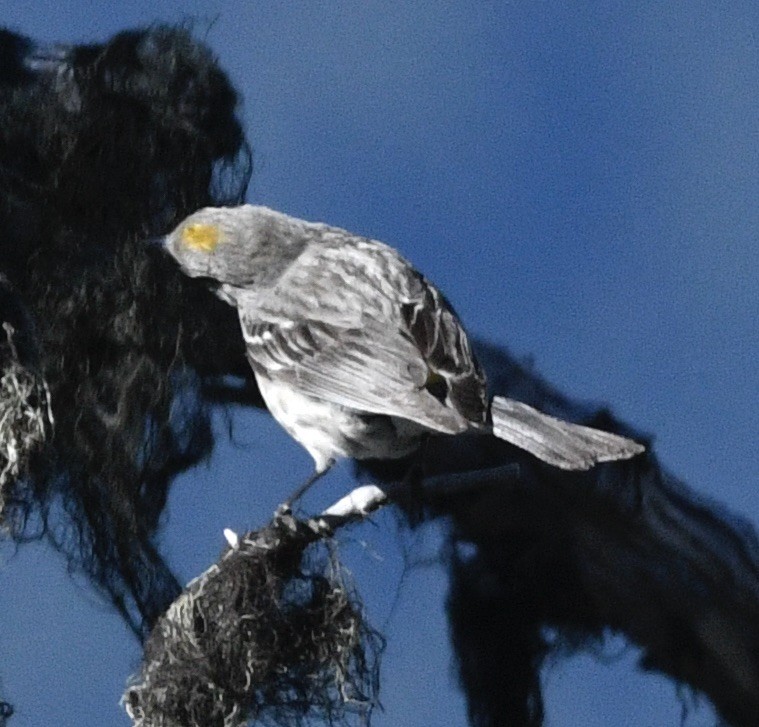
[275,459,336,518]
[288,464,334,506]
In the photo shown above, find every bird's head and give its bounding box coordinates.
[161,205,302,287]
[162,206,240,281]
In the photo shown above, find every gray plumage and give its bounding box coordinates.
[163,205,644,472]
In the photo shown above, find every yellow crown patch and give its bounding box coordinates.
[182,223,220,252]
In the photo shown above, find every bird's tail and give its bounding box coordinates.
[489,395,645,471]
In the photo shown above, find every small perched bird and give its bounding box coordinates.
[162,205,643,486]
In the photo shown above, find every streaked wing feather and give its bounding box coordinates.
[237,235,486,433]
[400,273,487,424]
[241,315,470,434]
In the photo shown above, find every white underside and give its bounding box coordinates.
[255,373,426,472]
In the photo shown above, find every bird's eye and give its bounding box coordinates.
[181,224,220,252]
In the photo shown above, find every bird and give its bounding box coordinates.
[160,205,644,496]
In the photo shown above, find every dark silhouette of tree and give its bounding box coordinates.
[0,25,252,636]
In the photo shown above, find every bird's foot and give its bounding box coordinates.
[273,460,335,521]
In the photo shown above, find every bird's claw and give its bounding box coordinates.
[273,502,292,521]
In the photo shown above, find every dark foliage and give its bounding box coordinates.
[0,25,253,635]
[364,342,759,727]
[125,518,382,727]
[0,276,51,520]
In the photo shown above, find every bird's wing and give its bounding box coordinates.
[236,236,486,434]
[240,314,470,434]
[397,271,488,425]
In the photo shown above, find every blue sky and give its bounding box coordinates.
[1,2,757,725]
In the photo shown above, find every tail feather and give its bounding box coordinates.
[490,396,645,471]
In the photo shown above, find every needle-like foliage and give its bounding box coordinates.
[125,519,382,727]
[0,25,252,634]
